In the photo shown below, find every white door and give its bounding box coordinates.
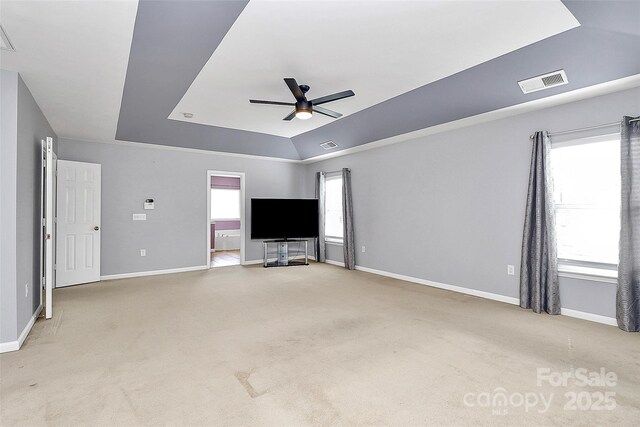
[56,160,101,287]
[43,138,57,319]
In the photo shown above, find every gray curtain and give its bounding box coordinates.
[315,172,326,263]
[520,131,560,314]
[342,168,355,270]
[617,116,640,332]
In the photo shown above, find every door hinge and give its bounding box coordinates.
[42,218,46,226]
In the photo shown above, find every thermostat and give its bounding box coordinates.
[144,199,155,210]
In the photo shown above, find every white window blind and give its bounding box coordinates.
[551,136,620,268]
[325,175,343,243]
[211,188,240,220]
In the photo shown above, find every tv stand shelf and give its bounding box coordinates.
[263,239,309,268]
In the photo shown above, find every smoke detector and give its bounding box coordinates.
[320,141,338,150]
[518,70,568,94]
[0,25,15,51]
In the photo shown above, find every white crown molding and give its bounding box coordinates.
[0,304,42,353]
[58,137,302,163]
[302,74,640,164]
[60,75,639,165]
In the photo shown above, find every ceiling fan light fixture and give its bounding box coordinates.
[295,110,312,120]
[295,99,313,120]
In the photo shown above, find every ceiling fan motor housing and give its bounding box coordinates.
[296,99,312,114]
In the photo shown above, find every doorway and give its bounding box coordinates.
[207,171,245,268]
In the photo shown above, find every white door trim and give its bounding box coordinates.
[206,170,246,268]
[43,137,56,319]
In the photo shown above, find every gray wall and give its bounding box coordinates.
[58,139,306,275]
[306,87,640,319]
[1,70,19,343]
[0,71,56,344]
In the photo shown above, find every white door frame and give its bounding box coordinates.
[207,170,245,268]
[43,137,56,319]
[40,141,46,311]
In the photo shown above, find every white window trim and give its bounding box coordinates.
[325,237,343,246]
[558,263,617,284]
[211,218,240,222]
[552,132,620,284]
[324,173,344,244]
[550,132,619,149]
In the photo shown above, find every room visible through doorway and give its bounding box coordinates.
[207,171,245,268]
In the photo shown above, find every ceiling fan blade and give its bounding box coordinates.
[313,105,342,119]
[283,110,297,121]
[249,99,295,106]
[284,78,305,101]
[310,90,355,106]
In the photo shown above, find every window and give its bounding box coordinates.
[211,188,240,220]
[325,174,343,243]
[550,136,620,271]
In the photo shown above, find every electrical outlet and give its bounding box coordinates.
[507,265,515,276]
[361,246,366,253]
[25,283,29,297]
[140,249,146,257]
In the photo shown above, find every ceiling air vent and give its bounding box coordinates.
[320,141,338,150]
[0,24,15,52]
[518,70,568,94]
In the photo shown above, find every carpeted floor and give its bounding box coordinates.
[1,263,639,426]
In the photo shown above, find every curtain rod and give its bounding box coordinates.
[323,169,349,175]
[529,117,640,139]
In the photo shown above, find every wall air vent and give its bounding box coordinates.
[320,141,338,150]
[518,70,568,94]
[0,24,15,51]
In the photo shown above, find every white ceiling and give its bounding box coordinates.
[0,0,138,142]
[169,0,579,138]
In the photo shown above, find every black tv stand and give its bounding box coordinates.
[263,239,309,268]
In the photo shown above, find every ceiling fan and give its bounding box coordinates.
[249,78,355,121]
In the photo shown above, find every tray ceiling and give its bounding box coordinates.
[169,0,579,138]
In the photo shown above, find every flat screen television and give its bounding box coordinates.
[251,198,319,239]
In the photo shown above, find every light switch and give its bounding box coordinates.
[133,213,147,221]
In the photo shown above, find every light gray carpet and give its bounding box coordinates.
[1,263,639,426]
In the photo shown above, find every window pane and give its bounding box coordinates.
[551,138,620,265]
[556,207,619,264]
[211,189,240,219]
[551,140,620,206]
[325,177,343,239]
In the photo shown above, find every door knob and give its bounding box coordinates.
[94,226,100,231]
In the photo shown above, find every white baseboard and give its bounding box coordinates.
[322,260,617,327]
[560,308,617,326]
[325,259,346,268]
[100,265,208,281]
[0,304,42,353]
[354,265,520,306]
